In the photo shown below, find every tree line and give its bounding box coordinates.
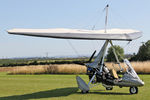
[106,40,150,62]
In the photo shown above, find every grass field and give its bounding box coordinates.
[0,73,149,100]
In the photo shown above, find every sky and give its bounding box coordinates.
[0,0,150,58]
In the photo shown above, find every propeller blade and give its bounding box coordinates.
[88,50,96,63]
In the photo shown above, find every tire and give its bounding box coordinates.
[81,90,89,94]
[106,87,113,90]
[129,87,138,94]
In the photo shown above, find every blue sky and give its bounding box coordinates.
[0,0,150,58]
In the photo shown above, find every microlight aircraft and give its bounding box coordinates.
[7,5,144,94]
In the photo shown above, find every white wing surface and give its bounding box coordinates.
[7,28,142,41]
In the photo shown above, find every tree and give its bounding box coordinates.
[106,45,124,62]
[134,40,150,61]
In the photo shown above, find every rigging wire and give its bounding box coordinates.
[122,41,131,49]
[78,6,105,30]
[66,2,112,58]
[110,8,134,29]
[90,4,110,53]
[104,3,136,59]
[105,0,112,6]
[90,40,96,51]
[90,8,105,30]
[66,40,81,57]
[86,5,106,55]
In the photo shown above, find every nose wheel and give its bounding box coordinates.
[129,87,138,94]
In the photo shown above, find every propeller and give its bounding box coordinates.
[88,50,96,63]
[73,50,96,65]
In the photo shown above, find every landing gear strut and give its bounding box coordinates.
[129,87,138,94]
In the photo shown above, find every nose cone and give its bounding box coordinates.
[137,80,144,86]
[140,81,144,86]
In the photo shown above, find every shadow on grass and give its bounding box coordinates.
[77,90,130,95]
[0,87,78,100]
[90,91,131,95]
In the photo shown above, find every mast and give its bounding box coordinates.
[105,4,109,33]
[104,5,123,72]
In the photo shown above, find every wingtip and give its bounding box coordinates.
[7,29,12,34]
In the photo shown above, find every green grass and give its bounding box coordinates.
[0,73,149,100]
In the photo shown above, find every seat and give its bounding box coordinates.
[110,69,118,79]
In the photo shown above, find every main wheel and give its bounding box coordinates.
[81,90,89,94]
[129,87,138,94]
[106,87,113,90]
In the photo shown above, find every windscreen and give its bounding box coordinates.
[124,59,140,79]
